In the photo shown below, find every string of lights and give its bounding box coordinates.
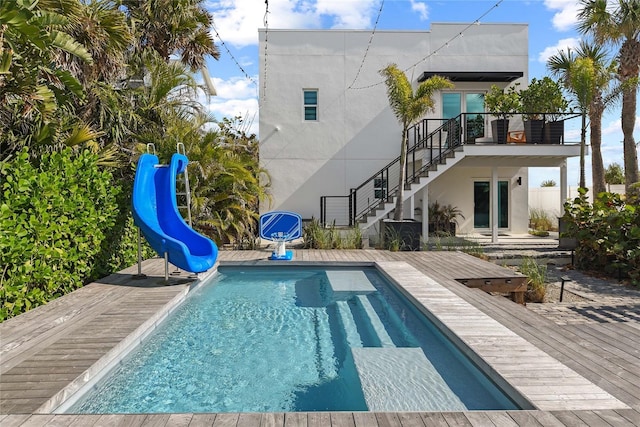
[347,0,385,90]
[348,0,504,91]
[262,0,270,103]
[211,21,258,89]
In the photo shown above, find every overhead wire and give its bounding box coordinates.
[347,0,385,89]
[348,0,504,91]
[262,0,269,104]
[211,20,258,93]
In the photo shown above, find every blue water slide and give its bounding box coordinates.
[132,153,218,273]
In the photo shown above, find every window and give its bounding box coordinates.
[374,178,387,199]
[303,90,318,121]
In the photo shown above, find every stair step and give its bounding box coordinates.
[351,347,467,411]
[336,301,363,347]
[355,295,395,348]
[326,270,376,295]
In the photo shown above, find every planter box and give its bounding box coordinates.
[381,219,422,251]
[524,119,544,144]
[544,120,564,144]
[491,119,509,144]
[428,222,456,236]
[557,217,577,250]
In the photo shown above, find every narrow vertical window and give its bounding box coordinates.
[303,89,318,121]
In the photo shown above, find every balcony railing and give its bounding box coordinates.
[320,112,580,227]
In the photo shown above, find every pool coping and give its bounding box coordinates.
[41,259,628,414]
[372,261,628,411]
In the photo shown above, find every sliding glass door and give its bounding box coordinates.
[473,181,508,229]
[442,92,485,141]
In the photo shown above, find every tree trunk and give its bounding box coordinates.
[620,39,640,194]
[621,79,639,192]
[580,112,587,190]
[393,129,408,221]
[590,109,606,195]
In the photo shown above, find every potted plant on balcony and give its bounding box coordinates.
[379,64,454,250]
[519,78,547,143]
[519,77,569,144]
[484,84,521,144]
[542,79,569,144]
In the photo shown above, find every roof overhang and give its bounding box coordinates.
[417,71,524,83]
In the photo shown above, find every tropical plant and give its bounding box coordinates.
[0,148,120,321]
[518,77,569,120]
[118,0,219,71]
[578,0,640,193]
[605,162,625,189]
[562,188,640,284]
[484,84,521,120]
[548,40,622,192]
[541,179,557,187]
[379,64,454,221]
[428,201,464,235]
[0,0,95,158]
[164,116,271,246]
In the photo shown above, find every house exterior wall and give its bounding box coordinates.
[258,24,529,224]
[420,167,529,234]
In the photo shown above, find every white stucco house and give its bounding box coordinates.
[258,24,580,243]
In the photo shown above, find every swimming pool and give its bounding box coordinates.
[65,266,520,413]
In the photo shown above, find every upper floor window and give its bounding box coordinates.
[303,89,318,121]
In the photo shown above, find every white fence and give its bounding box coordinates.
[528,185,626,226]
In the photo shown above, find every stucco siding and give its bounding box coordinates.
[259,24,529,222]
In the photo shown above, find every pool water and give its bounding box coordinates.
[68,267,519,413]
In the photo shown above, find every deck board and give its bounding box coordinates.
[1,250,639,426]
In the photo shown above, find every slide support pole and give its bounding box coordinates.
[132,228,147,280]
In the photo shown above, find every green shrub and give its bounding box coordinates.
[0,149,121,321]
[519,258,547,302]
[561,189,640,285]
[90,182,155,279]
[529,207,553,231]
[302,218,362,249]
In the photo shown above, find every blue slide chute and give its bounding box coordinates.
[132,153,218,273]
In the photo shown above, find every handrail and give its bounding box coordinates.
[321,115,463,226]
[320,112,580,227]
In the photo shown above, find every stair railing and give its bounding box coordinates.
[320,115,464,226]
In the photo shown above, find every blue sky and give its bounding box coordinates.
[203,0,639,187]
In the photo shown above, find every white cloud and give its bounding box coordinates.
[544,0,581,32]
[410,0,428,21]
[315,0,379,28]
[208,98,260,134]
[211,76,258,99]
[538,37,580,63]
[208,0,380,47]
[601,116,640,136]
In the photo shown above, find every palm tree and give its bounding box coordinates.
[118,0,219,71]
[0,0,95,158]
[548,41,620,192]
[379,64,454,220]
[578,0,640,193]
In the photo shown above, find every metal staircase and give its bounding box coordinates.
[320,115,467,229]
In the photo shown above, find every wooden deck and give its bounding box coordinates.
[1,250,639,426]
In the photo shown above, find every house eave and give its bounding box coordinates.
[417,71,524,83]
